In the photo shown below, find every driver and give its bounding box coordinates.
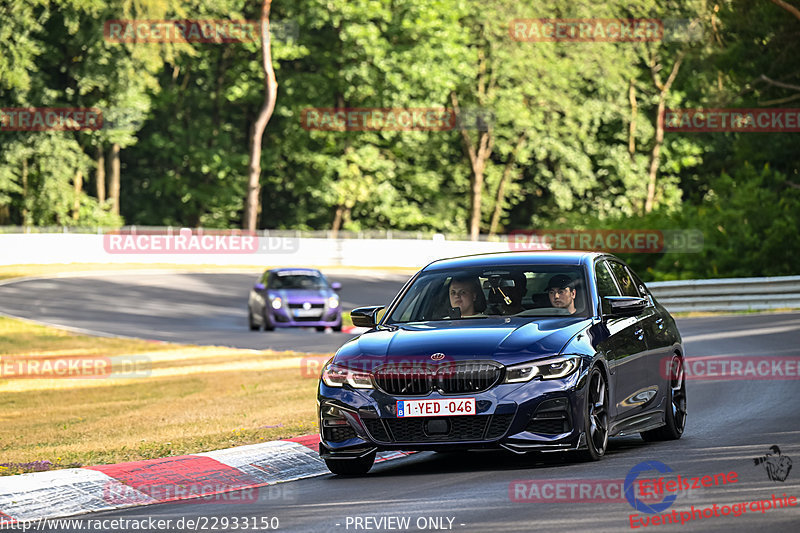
[448,274,486,317]
[547,274,577,314]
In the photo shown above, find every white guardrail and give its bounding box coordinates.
[648,276,800,312]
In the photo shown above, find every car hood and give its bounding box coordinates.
[268,289,331,302]
[335,317,592,367]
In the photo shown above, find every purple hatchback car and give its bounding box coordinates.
[248,268,342,332]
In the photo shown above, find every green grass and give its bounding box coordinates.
[0,316,329,475]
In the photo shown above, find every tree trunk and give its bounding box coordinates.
[21,158,29,225]
[72,169,83,220]
[96,146,106,204]
[628,78,637,159]
[451,92,493,241]
[331,205,344,238]
[243,0,278,232]
[109,143,121,216]
[644,52,685,214]
[489,133,527,237]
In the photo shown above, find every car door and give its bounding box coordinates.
[606,260,663,416]
[249,270,270,317]
[627,265,679,401]
[594,259,652,422]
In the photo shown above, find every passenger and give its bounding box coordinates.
[448,274,486,317]
[547,274,578,315]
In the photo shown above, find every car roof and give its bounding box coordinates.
[422,250,607,271]
[268,267,321,274]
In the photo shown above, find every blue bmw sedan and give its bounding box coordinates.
[317,251,687,474]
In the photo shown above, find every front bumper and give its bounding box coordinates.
[317,366,590,457]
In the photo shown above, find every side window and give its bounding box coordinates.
[595,261,621,314]
[608,262,640,297]
[627,267,651,300]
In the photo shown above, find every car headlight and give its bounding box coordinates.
[321,363,373,389]
[504,355,581,383]
[327,296,339,309]
[271,297,282,310]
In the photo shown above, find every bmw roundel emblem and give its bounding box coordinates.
[431,353,445,360]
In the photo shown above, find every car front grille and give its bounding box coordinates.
[373,362,503,395]
[293,316,323,322]
[362,414,513,443]
[288,303,324,309]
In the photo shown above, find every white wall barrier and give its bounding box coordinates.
[0,233,509,268]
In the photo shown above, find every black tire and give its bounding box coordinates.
[332,323,343,332]
[577,367,609,461]
[641,355,687,441]
[315,326,326,332]
[248,308,260,331]
[324,452,376,476]
[262,309,275,332]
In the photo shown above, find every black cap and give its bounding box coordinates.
[547,274,575,290]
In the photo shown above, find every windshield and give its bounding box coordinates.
[269,272,327,290]
[386,265,589,324]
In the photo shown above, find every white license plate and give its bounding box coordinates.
[293,308,322,317]
[396,398,476,418]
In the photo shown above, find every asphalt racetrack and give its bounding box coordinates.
[0,270,411,352]
[2,272,799,532]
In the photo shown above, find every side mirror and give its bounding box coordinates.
[331,282,342,291]
[604,296,647,318]
[254,282,266,291]
[350,306,385,328]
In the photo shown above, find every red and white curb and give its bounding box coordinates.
[341,325,369,334]
[0,435,413,527]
